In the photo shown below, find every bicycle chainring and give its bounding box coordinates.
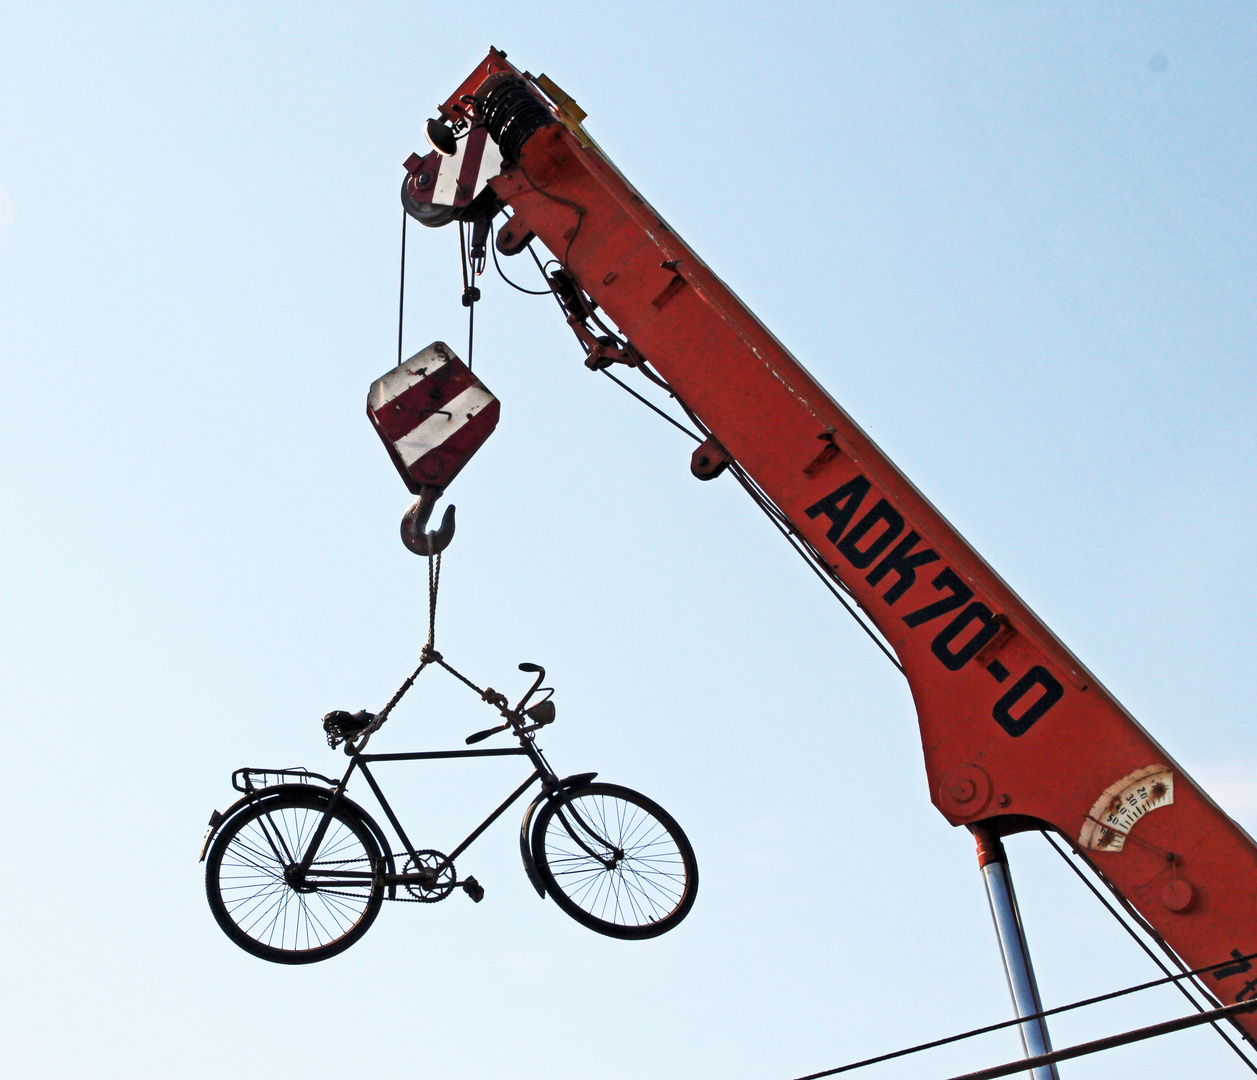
[401,850,456,902]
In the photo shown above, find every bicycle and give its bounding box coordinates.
[200,654,699,964]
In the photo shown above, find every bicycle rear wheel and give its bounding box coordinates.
[533,783,698,939]
[205,789,384,964]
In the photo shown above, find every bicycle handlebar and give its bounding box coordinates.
[465,722,510,745]
[515,663,546,712]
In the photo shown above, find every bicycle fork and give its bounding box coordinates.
[553,799,623,869]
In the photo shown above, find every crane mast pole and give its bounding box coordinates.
[973,826,1061,1079]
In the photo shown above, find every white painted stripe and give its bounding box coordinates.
[432,137,468,206]
[394,384,496,468]
[368,350,450,412]
[474,137,503,194]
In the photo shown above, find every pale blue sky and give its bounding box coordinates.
[2,3,1256,1077]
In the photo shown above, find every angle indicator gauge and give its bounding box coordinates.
[1079,765,1174,852]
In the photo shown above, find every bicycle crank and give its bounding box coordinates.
[401,850,456,902]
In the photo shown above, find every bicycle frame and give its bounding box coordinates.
[269,747,531,894]
[280,719,620,897]
[215,656,623,902]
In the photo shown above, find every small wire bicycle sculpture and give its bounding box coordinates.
[201,551,698,964]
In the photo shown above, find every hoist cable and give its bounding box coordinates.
[457,220,475,370]
[598,368,702,443]
[397,207,407,366]
[1041,830,1257,1073]
[514,239,907,678]
[725,460,905,675]
[602,360,904,674]
[787,948,1257,1080]
[667,392,905,674]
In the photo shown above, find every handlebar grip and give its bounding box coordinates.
[466,724,506,745]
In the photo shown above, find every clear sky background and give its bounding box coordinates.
[2,3,1255,1078]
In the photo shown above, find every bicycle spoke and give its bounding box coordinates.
[539,787,695,933]
[207,794,382,962]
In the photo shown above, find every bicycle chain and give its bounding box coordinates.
[287,853,464,904]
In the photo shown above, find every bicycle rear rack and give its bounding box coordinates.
[232,767,340,794]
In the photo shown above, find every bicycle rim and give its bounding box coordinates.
[533,783,698,939]
[206,791,383,964]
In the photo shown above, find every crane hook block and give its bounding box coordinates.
[367,341,500,495]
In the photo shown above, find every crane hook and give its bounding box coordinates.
[400,485,456,557]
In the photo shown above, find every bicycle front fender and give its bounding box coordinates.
[518,773,599,899]
[519,792,548,898]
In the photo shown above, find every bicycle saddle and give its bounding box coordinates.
[322,709,376,747]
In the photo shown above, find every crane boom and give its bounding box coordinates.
[418,49,1257,1046]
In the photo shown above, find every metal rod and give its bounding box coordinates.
[360,748,530,761]
[971,826,1059,1080]
[354,760,422,861]
[444,770,540,865]
[945,998,1257,1080]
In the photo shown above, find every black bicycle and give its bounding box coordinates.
[201,655,699,964]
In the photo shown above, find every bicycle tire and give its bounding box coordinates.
[532,783,698,939]
[205,789,384,964]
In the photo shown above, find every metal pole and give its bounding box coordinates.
[972,826,1061,1080]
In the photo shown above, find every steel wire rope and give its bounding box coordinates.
[426,549,441,650]
[786,948,1257,1080]
[1040,829,1257,1073]
[724,457,904,674]
[517,240,905,675]
[659,391,904,673]
[458,220,476,370]
[489,135,904,673]
[344,551,443,748]
[397,207,407,365]
[598,368,702,443]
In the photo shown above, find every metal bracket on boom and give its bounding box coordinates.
[690,437,730,481]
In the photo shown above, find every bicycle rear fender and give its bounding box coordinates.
[200,783,397,896]
[518,772,599,898]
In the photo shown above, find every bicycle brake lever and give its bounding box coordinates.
[466,723,510,745]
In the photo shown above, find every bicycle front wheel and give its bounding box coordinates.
[205,790,384,964]
[533,783,698,939]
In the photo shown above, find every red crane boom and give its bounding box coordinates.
[413,48,1257,1050]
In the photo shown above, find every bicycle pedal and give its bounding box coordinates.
[461,876,485,903]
